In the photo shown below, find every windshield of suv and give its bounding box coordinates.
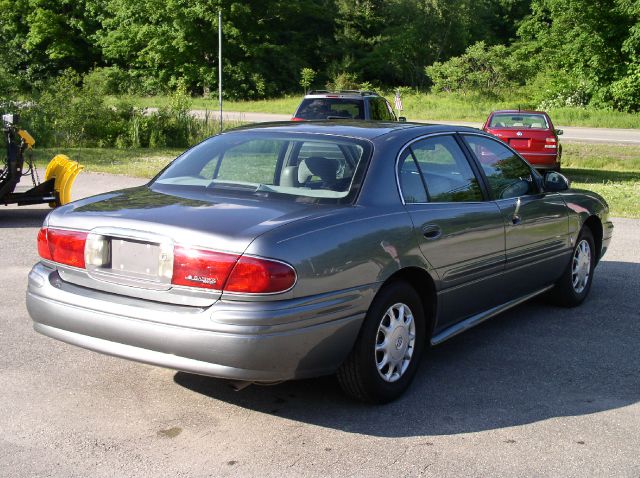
[152,132,371,202]
[295,98,365,120]
[489,113,549,129]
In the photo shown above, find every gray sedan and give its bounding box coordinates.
[27,121,613,403]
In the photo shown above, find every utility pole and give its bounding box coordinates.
[218,10,223,132]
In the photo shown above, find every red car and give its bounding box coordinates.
[482,110,563,171]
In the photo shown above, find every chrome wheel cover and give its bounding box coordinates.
[572,239,592,294]
[375,302,416,383]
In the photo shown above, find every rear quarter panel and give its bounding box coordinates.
[241,205,429,300]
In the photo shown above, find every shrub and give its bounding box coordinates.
[13,71,236,150]
[300,68,316,94]
[326,72,360,91]
[426,42,517,96]
[529,70,591,109]
[609,64,640,112]
[83,67,129,96]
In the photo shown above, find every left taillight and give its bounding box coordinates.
[37,227,87,268]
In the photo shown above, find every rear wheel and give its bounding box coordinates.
[337,281,426,403]
[550,227,596,307]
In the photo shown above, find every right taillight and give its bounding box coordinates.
[291,117,305,121]
[225,256,296,294]
[172,246,296,294]
[172,246,239,290]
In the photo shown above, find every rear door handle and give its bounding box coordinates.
[422,224,442,240]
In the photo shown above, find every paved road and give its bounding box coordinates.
[200,110,640,145]
[1,172,639,477]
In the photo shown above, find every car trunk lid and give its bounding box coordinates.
[45,186,324,306]
[487,128,552,154]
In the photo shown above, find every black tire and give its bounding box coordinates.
[337,280,426,404]
[550,227,596,307]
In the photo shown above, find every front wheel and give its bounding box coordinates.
[337,281,426,403]
[550,227,596,307]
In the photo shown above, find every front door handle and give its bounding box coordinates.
[512,197,522,225]
[422,224,442,240]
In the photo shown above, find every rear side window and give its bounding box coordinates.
[398,136,483,203]
[463,135,538,199]
[370,98,396,121]
[295,99,364,119]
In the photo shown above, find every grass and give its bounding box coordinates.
[33,148,181,178]
[560,143,640,218]
[30,142,639,217]
[107,92,640,129]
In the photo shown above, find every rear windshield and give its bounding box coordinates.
[295,98,365,120]
[152,132,371,203]
[489,113,549,129]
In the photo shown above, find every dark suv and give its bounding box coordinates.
[292,90,403,121]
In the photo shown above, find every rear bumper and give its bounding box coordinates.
[27,263,371,382]
[521,152,560,169]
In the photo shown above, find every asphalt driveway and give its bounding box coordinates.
[1,172,638,477]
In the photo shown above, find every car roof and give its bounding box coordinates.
[490,110,550,116]
[226,120,480,140]
[303,90,380,99]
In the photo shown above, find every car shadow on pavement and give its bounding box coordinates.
[0,207,50,228]
[175,259,639,437]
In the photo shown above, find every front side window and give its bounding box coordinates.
[153,133,371,202]
[463,135,538,200]
[398,135,483,203]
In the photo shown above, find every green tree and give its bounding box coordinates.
[514,0,632,105]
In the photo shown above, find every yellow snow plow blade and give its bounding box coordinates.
[44,154,84,207]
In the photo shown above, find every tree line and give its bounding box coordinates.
[1,0,639,112]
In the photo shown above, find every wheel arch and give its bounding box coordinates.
[583,215,603,263]
[384,266,437,338]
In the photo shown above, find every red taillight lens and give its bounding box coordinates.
[291,117,305,121]
[546,137,557,143]
[37,227,87,268]
[37,228,52,260]
[225,256,296,294]
[172,246,238,290]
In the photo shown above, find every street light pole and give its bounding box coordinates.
[218,10,223,132]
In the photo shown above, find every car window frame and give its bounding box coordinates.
[458,132,543,200]
[395,132,490,205]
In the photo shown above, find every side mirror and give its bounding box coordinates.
[544,170,570,192]
[398,116,407,122]
[556,129,563,135]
